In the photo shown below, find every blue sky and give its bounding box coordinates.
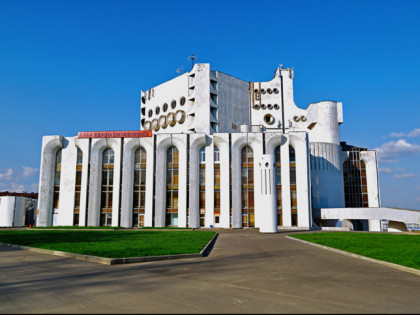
[0,0,419,209]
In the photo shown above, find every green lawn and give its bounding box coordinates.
[0,230,216,258]
[290,232,420,269]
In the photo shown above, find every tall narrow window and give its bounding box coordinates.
[289,146,297,226]
[241,146,254,228]
[275,146,282,226]
[73,148,82,226]
[214,147,220,225]
[133,147,147,227]
[199,147,206,227]
[52,149,62,213]
[343,147,369,207]
[166,146,179,227]
[100,148,114,226]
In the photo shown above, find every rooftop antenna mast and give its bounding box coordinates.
[188,54,197,70]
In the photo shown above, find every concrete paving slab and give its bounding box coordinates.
[0,229,419,313]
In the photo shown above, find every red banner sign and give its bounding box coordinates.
[77,130,152,138]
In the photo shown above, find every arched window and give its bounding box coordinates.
[275,146,282,226]
[241,146,254,228]
[133,147,147,227]
[100,148,114,226]
[73,148,83,226]
[214,147,220,225]
[52,149,62,212]
[166,146,179,227]
[289,146,297,226]
[199,147,206,227]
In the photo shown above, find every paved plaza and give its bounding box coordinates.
[0,229,419,313]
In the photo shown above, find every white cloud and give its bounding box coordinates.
[395,167,406,172]
[390,128,420,138]
[22,166,38,178]
[379,167,392,173]
[0,168,13,180]
[393,173,416,179]
[375,139,420,163]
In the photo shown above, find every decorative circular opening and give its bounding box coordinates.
[163,103,168,112]
[175,110,186,123]
[180,97,186,106]
[148,109,153,118]
[167,113,176,126]
[254,104,260,110]
[144,121,151,130]
[273,88,279,94]
[265,162,269,168]
[267,88,272,94]
[267,104,273,110]
[261,89,266,94]
[254,89,259,93]
[171,100,176,109]
[141,96,146,104]
[300,116,307,122]
[274,104,279,110]
[261,104,266,110]
[151,119,159,131]
[159,116,167,128]
[155,107,160,115]
[293,116,300,122]
[264,114,275,125]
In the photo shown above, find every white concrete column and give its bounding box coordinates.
[205,140,214,227]
[250,133,263,229]
[258,155,277,233]
[58,138,77,226]
[281,138,291,227]
[111,138,122,227]
[37,136,62,227]
[214,135,230,228]
[74,138,90,227]
[290,133,311,228]
[361,151,380,208]
[188,134,206,228]
[231,134,243,228]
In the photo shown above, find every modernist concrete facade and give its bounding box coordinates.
[37,63,405,231]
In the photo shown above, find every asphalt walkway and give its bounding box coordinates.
[0,229,419,313]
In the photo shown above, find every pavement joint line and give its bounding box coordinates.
[0,232,219,266]
[285,235,420,276]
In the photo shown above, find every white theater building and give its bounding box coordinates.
[37,64,387,231]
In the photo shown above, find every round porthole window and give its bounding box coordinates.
[264,114,275,125]
[261,104,266,110]
[300,116,307,122]
[267,104,273,110]
[293,116,300,122]
[267,88,272,94]
[148,109,153,118]
[261,89,266,94]
[274,104,279,110]
[141,96,146,104]
[171,100,176,109]
[180,97,186,106]
[155,107,160,115]
[273,88,279,94]
[163,103,168,112]
[254,104,260,110]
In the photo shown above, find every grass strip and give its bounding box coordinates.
[0,230,215,258]
[290,232,420,269]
